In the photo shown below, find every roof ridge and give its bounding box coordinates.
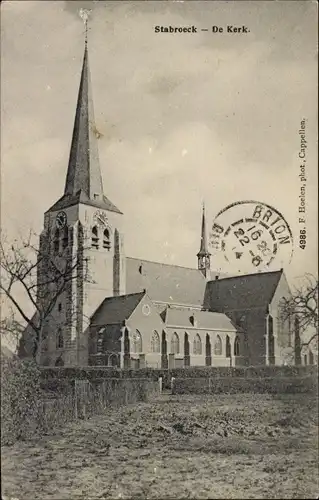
[102,291,145,301]
[208,269,283,283]
[167,308,230,316]
[126,256,208,273]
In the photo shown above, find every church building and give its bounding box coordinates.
[20,39,296,369]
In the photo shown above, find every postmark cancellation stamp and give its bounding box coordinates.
[209,200,294,274]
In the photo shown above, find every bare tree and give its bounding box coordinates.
[0,229,90,359]
[282,273,318,351]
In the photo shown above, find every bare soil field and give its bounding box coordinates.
[1,393,318,499]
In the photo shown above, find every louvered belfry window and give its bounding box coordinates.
[103,228,111,250]
[91,226,99,249]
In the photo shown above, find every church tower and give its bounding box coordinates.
[197,203,211,279]
[38,35,125,366]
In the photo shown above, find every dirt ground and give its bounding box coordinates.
[1,393,318,500]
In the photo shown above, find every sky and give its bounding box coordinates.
[1,0,318,290]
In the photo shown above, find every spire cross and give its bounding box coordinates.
[79,8,92,46]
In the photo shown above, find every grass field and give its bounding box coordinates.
[1,393,318,499]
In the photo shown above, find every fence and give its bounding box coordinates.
[73,377,159,419]
[39,377,160,428]
[2,375,159,445]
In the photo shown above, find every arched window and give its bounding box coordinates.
[193,334,202,355]
[278,298,291,346]
[55,356,64,367]
[214,335,222,355]
[56,328,64,349]
[171,332,180,354]
[91,226,99,249]
[109,354,119,367]
[97,328,105,354]
[97,337,103,353]
[234,336,240,356]
[62,226,68,250]
[53,229,60,254]
[132,330,143,353]
[151,330,160,353]
[103,228,111,250]
[226,335,231,358]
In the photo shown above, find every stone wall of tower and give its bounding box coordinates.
[38,207,79,366]
[78,204,125,305]
[38,203,125,366]
[77,204,125,365]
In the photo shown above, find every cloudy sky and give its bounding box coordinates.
[1,0,318,284]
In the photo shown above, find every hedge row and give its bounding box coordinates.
[173,376,318,395]
[1,359,43,445]
[40,365,318,384]
[40,367,161,381]
[168,365,318,379]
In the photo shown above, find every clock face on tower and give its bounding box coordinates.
[56,211,67,229]
[93,210,108,227]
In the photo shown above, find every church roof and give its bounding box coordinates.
[125,257,207,307]
[47,43,121,214]
[165,308,237,332]
[90,291,145,326]
[206,269,284,312]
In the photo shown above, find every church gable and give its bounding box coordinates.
[269,271,291,313]
[269,271,294,358]
[128,293,164,328]
[126,293,164,334]
[126,294,165,369]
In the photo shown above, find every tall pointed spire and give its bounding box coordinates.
[197,202,211,277]
[64,38,103,199]
[197,202,209,256]
[47,12,121,214]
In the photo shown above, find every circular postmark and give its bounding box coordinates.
[209,201,293,273]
